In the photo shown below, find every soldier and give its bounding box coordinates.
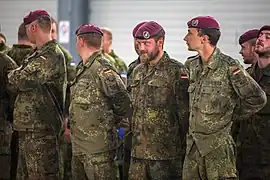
[7,22,34,66]
[69,24,132,180]
[237,25,270,179]
[51,17,73,64]
[232,29,260,177]
[129,21,189,180]
[239,29,260,72]
[100,27,128,77]
[8,9,67,179]
[0,53,18,180]
[6,22,34,180]
[115,22,148,180]
[51,16,74,180]
[127,21,147,87]
[183,16,267,180]
[0,32,10,53]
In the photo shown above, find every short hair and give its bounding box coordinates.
[18,22,28,41]
[78,33,102,49]
[198,28,221,46]
[248,38,257,46]
[51,17,57,25]
[153,29,165,42]
[34,16,52,33]
[100,27,112,41]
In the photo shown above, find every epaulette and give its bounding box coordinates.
[221,53,240,66]
[99,58,112,67]
[168,58,185,68]
[99,58,119,75]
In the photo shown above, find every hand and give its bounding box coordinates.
[63,128,71,142]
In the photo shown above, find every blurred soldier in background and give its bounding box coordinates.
[51,16,74,180]
[7,22,34,180]
[7,22,34,66]
[0,52,18,180]
[239,29,260,72]
[101,27,128,84]
[232,29,260,179]
[238,25,270,179]
[0,32,10,53]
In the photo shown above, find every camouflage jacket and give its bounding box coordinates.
[245,63,255,74]
[57,43,72,64]
[185,48,266,157]
[55,42,76,115]
[108,50,127,73]
[0,53,18,123]
[7,44,33,66]
[69,51,132,155]
[8,40,67,133]
[127,58,140,88]
[245,63,270,164]
[130,51,189,160]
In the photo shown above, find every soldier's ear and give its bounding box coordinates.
[157,38,164,48]
[202,34,210,44]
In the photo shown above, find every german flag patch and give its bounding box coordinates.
[232,68,241,75]
[103,69,112,74]
[180,73,188,79]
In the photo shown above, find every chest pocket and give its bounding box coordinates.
[188,84,196,109]
[73,78,91,105]
[146,78,170,107]
[199,83,229,114]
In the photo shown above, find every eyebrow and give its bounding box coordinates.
[261,32,270,36]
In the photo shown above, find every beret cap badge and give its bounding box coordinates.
[191,19,199,27]
[143,31,150,39]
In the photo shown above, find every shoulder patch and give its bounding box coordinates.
[103,69,112,74]
[232,67,241,75]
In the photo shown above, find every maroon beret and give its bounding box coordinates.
[23,10,50,25]
[132,21,147,38]
[187,16,220,29]
[135,21,165,40]
[258,25,270,37]
[239,29,259,45]
[75,24,103,36]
